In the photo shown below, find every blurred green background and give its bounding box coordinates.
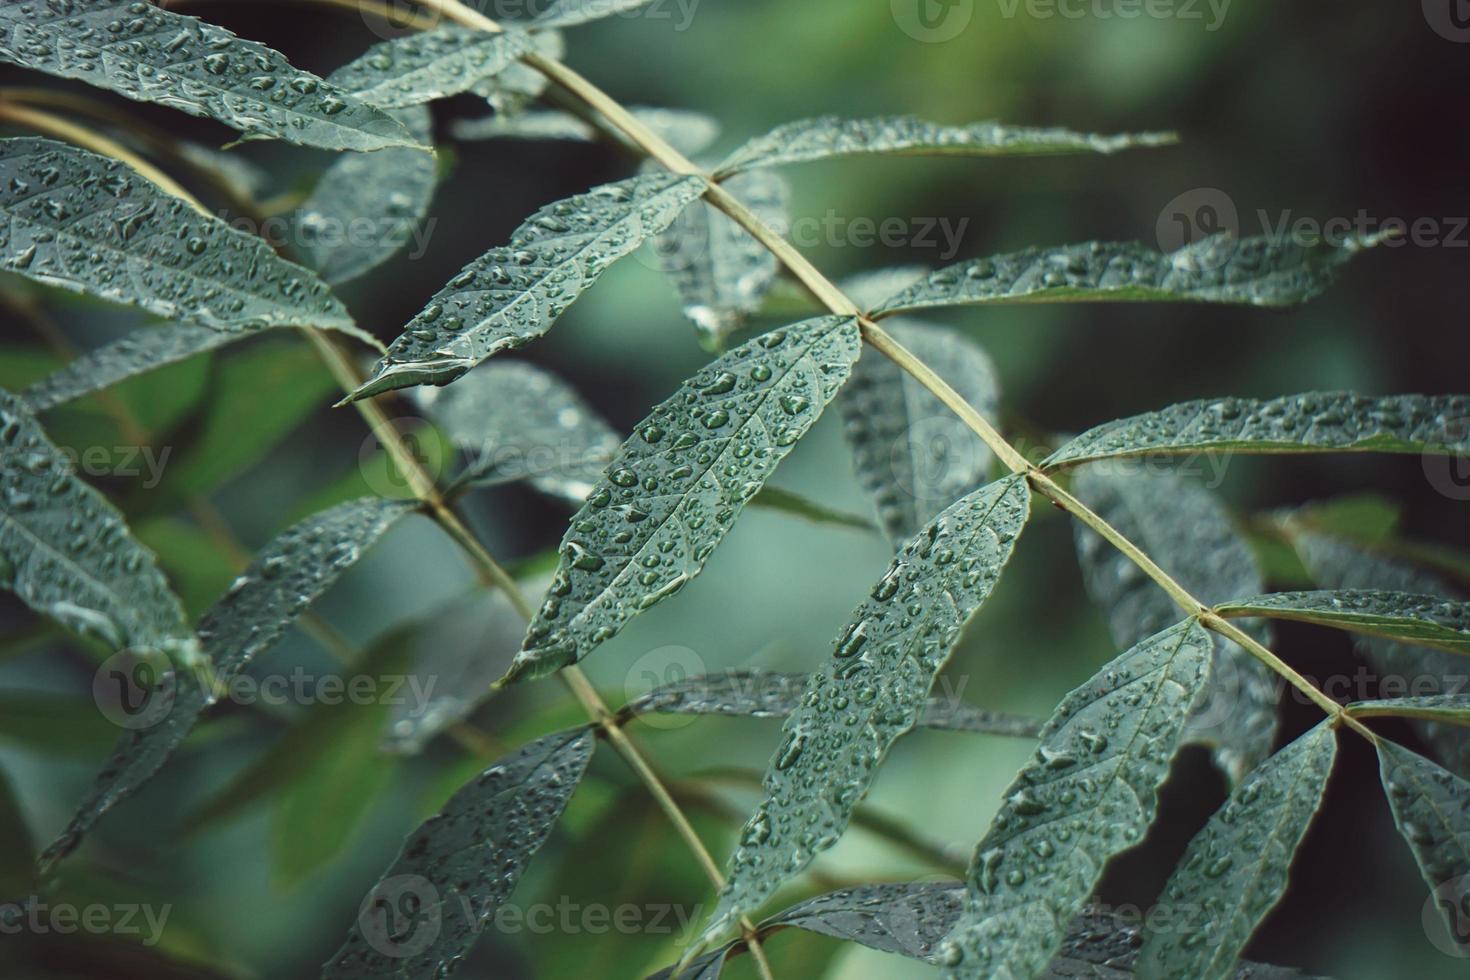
[2,1,1468,977]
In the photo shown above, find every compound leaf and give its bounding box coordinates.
[939,619,1212,978]
[697,475,1031,942]
[503,316,862,682]
[1047,393,1470,469]
[40,497,414,871]
[1218,590,1470,657]
[1136,723,1337,980]
[1071,464,1279,783]
[23,324,245,413]
[1349,695,1470,725]
[349,173,708,400]
[717,116,1173,175]
[0,0,420,151]
[0,138,368,340]
[323,727,596,979]
[327,26,532,108]
[840,319,998,545]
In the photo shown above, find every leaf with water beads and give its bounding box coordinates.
[0,387,194,663]
[872,234,1375,319]
[534,0,660,28]
[695,475,1031,946]
[1070,464,1279,784]
[322,727,596,980]
[0,138,371,343]
[0,0,420,152]
[1376,739,1470,959]
[1217,590,1470,657]
[716,116,1175,176]
[840,319,999,546]
[326,25,534,108]
[1349,694,1470,725]
[451,106,721,158]
[39,497,414,871]
[348,173,708,401]
[22,324,242,414]
[1136,723,1337,980]
[1046,392,1470,469]
[938,618,1213,978]
[503,315,861,682]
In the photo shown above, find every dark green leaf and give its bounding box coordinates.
[534,0,658,28]
[939,619,1212,978]
[1071,464,1279,783]
[350,173,708,400]
[747,484,878,533]
[647,947,732,980]
[1349,695,1470,725]
[0,387,195,660]
[0,0,421,151]
[326,26,532,108]
[698,475,1031,940]
[762,881,964,961]
[1136,723,1337,980]
[505,316,862,682]
[841,319,998,545]
[1218,590,1470,657]
[22,324,244,413]
[452,107,721,158]
[717,116,1174,175]
[471,29,563,115]
[1047,393,1470,469]
[322,727,596,979]
[40,497,414,871]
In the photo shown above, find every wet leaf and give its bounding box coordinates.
[1377,739,1470,958]
[322,727,596,979]
[623,669,1042,738]
[646,947,731,980]
[939,619,1212,978]
[840,320,998,545]
[1349,694,1470,725]
[1047,393,1470,469]
[1071,464,1279,784]
[326,25,532,108]
[747,485,878,533]
[874,234,1375,319]
[1137,723,1337,980]
[698,475,1031,940]
[471,29,563,115]
[293,106,439,286]
[40,497,414,871]
[452,106,721,158]
[23,324,245,413]
[0,387,194,661]
[762,881,964,961]
[0,139,368,340]
[413,361,620,503]
[1219,589,1470,656]
[504,316,862,682]
[654,168,789,349]
[350,173,708,400]
[0,0,420,151]
[717,116,1174,175]
[534,0,659,28]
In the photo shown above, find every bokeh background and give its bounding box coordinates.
[2,1,1468,977]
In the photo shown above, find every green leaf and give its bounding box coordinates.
[623,669,1042,738]
[471,29,563,115]
[840,320,998,545]
[647,948,731,980]
[1047,393,1470,469]
[1135,723,1336,980]
[134,516,239,619]
[414,360,620,503]
[534,0,658,28]
[873,234,1374,320]
[1377,739,1470,957]
[0,387,195,660]
[698,475,1031,941]
[654,168,789,349]
[325,25,532,108]
[293,106,439,286]
[1071,464,1279,783]
[747,484,878,533]
[452,106,721,158]
[762,881,964,961]
[938,618,1213,978]
[0,0,421,151]
[40,497,414,871]
[1349,695,1470,724]
[349,173,708,400]
[0,692,120,759]
[1219,590,1470,657]
[323,727,596,979]
[22,324,245,413]
[503,315,862,682]
[716,116,1174,175]
[0,139,369,340]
